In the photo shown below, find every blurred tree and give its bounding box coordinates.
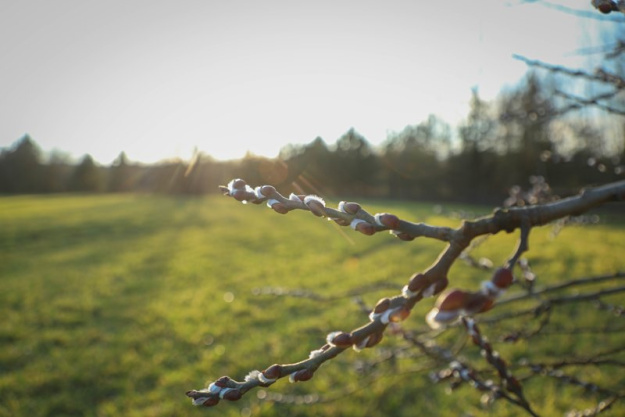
[108,152,134,192]
[381,115,450,200]
[0,135,44,193]
[496,73,556,183]
[448,90,500,202]
[332,128,379,195]
[42,149,73,193]
[69,155,105,192]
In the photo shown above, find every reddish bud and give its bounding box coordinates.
[231,179,246,189]
[232,190,248,202]
[407,273,428,292]
[373,297,391,314]
[292,369,314,382]
[492,268,514,289]
[222,389,242,401]
[366,332,384,347]
[598,2,614,13]
[377,213,400,229]
[261,185,277,197]
[202,397,220,407]
[263,364,282,380]
[306,200,326,217]
[328,332,353,347]
[341,201,361,214]
[436,289,469,311]
[464,293,494,314]
[214,376,230,387]
[270,202,289,214]
[355,222,375,235]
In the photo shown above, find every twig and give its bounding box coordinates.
[187,179,625,407]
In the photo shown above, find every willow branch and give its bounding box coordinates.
[187,179,625,407]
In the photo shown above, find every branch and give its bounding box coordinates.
[187,179,625,407]
[513,54,625,89]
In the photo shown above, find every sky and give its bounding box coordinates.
[0,0,616,164]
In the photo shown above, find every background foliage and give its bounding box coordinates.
[1,69,624,203]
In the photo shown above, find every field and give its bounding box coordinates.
[1,193,624,417]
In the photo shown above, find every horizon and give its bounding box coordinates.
[0,1,615,165]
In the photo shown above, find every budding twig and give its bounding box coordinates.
[188,179,625,408]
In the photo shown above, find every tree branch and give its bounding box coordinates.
[187,179,625,407]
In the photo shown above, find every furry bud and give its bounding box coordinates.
[407,273,428,292]
[221,389,242,401]
[262,364,282,381]
[373,297,391,314]
[289,369,314,383]
[339,201,361,214]
[202,397,219,407]
[374,213,400,229]
[326,331,352,348]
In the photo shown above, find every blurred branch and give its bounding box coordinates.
[554,89,625,116]
[513,54,625,89]
[525,0,625,21]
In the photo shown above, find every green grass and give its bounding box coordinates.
[0,194,624,417]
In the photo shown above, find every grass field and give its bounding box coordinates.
[1,193,624,417]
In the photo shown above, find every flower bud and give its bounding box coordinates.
[262,364,282,381]
[373,297,391,314]
[214,376,230,388]
[366,331,384,348]
[230,178,247,190]
[374,213,400,229]
[202,397,219,407]
[261,185,277,197]
[407,273,428,292]
[232,189,249,202]
[304,195,326,217]
[289,369,314,383]
[464,292,494,314]
[326,331,352,347]
[268,201,289,214]
[221,389,242,401]
[491,268,514,289]
[436,289,468,311]
[339,201,361,214]
[351,219,375,235]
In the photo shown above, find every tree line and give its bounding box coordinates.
[1,72,623,203]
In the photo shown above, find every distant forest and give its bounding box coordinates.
[2,73,624,204]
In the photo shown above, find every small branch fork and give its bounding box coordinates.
[186,179,625,408]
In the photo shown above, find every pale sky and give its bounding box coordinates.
[0,0,613,164]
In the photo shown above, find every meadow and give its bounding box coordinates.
[0,193,624,417]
